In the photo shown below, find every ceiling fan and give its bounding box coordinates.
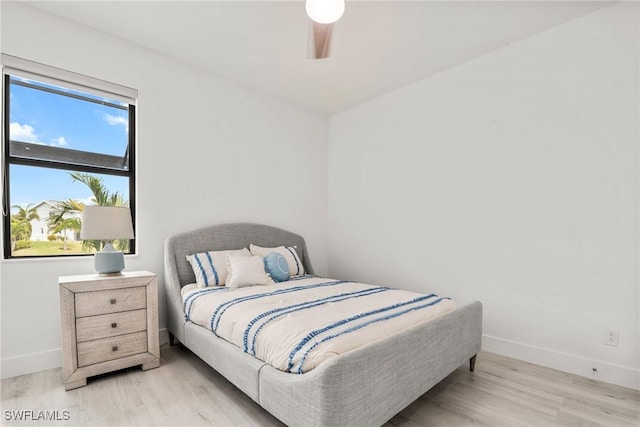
[305,0,345,59]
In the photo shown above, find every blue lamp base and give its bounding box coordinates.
[94,242,125,275]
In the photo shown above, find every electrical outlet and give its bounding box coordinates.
[604,329,619,346]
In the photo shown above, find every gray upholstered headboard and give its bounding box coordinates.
[164,223,315,343]
[165,222,315,288]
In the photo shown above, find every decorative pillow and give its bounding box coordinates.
[186,248,250,287]
[250,244,305,276]
[263,252,290,282]
[226,254,275,288]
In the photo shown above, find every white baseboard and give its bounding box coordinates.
[1,348,62,380]
[482,334,640,391]
[1,329,171,380]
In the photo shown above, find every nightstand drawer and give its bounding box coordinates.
[76,309,147,343]
[75,287,146,317]
[77,331,148,367]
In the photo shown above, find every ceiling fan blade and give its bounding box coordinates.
[307,21,333,59]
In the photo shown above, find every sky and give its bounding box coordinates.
[8,77,131,208]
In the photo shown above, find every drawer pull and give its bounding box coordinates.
[110,299,116,304]
[112,346,118,352]
[111,323,117,328]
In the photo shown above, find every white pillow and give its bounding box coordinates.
[226,254,275,288]
[250,244,305,276]
[186,248,250,287]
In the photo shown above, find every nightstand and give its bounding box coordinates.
[59,271,160,391]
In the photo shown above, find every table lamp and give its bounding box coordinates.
[80,206,134,275]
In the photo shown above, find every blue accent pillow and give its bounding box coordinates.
[263,252,290,282]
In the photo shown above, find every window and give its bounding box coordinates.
[2,55,137,258]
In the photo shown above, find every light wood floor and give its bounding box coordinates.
[2,344,638,426]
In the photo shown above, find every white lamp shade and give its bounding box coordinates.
[306,0,345,24]
[80,206,134,241]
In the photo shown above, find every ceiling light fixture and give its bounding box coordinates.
[305,0,345,24]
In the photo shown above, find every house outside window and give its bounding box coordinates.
[2,55,137,258]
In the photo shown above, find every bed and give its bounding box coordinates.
[164,223,482,427]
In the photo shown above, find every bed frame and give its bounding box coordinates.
[164,223,482,427]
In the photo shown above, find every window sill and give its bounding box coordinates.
[2,253,139,264]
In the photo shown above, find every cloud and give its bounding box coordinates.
[52,136,68,146]
[10,122,41,143]
[103,113,127,127]
[10,122,70,148]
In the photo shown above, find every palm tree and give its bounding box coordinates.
[46,198,83,247]
[11,203,40,248]
[47,199,84,226]
[49,217,82,251]
[10,217,32,251]
[48,172,130,253]
[70,172,127,207]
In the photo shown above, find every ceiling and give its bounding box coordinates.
[23,1,611,115]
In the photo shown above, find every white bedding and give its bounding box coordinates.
[182,276,455,373]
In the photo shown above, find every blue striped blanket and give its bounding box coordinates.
[182,276,455,373]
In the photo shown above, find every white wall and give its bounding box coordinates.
[328,2,639,390]
[2,1,638,392]
[0,2,328,378]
